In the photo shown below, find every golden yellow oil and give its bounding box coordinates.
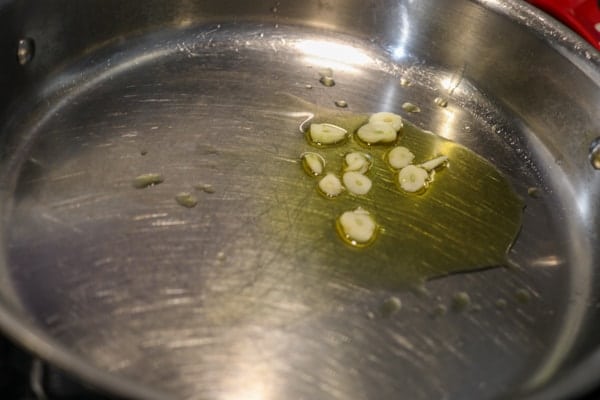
[292,107,523,288]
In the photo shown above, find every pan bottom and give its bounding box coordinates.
[0,23,592,400]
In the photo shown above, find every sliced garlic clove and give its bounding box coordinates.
[387,146,415,169]
[318,173,344,198]
[369,112,403,131]
[398,165,429,192]
[309,123,347,145]
[420,155,448,171]
[356,122,397,145]
[342,171,372,195]
[337,207,377,245]
[344,152,372,173]
[301,152,326,176]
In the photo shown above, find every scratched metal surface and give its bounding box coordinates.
[0,1,599,400]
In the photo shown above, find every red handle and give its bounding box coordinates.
[527,0,600,50]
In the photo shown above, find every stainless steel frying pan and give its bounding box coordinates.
[1,0,599,399]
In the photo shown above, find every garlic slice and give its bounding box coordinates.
[420,155,448,171]
[342,172,372,195]
[356,122,397,145]
[369,112,403,131]
[301,152,326,176]
[318,173,344,198]
[309,123,347,145]
[344,152,372,173]
[388,146,415,169]
[337,207,377,245]
[398,165,429,192]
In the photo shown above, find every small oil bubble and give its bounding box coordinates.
[515,289,531,304]
[433,304,447,317]
[380,296,402,317]
[133,173,163,188]
[464,125,472,132]
[495,298,508,309]
[399,77,411,86]
[195,183,215,193]
[216,251,226,261]
[527,187,541,198]
[334,100,348,108]
[305,84,313,89]
[366,311,375,319]
[402,102,420,113]
[319,76,335,87]
[270,6,278,12]
[452,292,471,311]
[434,97,448,108]
[175,192,198,208]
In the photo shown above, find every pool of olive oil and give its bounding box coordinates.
[289,106,523,289]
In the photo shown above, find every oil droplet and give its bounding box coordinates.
[270,6,278,12]
[380,296,402,317]
[335,100,348,108]
[589,138,600,170]
[399,77,411,86]
[527,187,541,198]
[175,192,198,208]
[305,84,313,89]
[133,173,163,188]
[195,183,215,193]
[433,304,447,317]
[434,97,448,108]
[320,76,335,87]
[452,292,471,311]
[366,311,375,319]
[216,251,226,260]
[402,102,421,113]
[495,298,507,309]
[515,289,531,304]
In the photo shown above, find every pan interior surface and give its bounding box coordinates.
[1,3,599,400]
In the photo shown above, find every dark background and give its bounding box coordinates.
[1,336,598,400]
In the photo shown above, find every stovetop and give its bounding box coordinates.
[1,335,598,400]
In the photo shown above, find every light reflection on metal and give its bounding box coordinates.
[295,39,372,73]
[437,108,457,140]
[392,5,410,59]
[530,255,563,268]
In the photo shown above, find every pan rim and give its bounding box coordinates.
[0,1,598,399]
